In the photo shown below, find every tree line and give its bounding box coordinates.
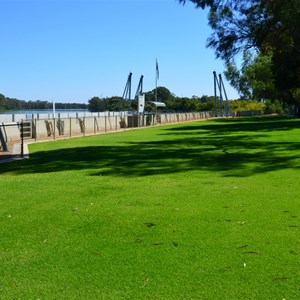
[1,87,284,115]
[88,86,282,114]
[87,87,216,113]
[0,90,216,114]
[0,93,88,111]
[0,90,215,113]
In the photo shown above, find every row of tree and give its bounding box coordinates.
[0,90,215,113]
[179,0,300,115]
[0,87,285,115]
[0,93,88,111]
[87,87,216,113]
[88,86,283,114]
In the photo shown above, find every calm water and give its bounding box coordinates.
[0,109,89,115]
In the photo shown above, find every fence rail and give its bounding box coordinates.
[0,111,125,123]
[0,111,213,157]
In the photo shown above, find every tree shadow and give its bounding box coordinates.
[164,116,300,135]
[1,117,300,177]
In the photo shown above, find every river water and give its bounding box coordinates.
[0,109,126,123]
[0,109,89,115]
[0,109,92,122]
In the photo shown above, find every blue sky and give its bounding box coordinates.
[0,0,239,103]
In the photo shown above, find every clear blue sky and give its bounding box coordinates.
[0,0,239,103]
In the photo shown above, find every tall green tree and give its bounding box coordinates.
[224,51,276,101]
[179,0,300,113]
[145,87,174,102]
[88,97,107,112]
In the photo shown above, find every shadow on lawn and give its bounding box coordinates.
[1,117,300,177]
[164,116,300,135]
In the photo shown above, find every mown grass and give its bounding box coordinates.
[1,116,300,299]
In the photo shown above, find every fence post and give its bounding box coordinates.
[34,118,37,142]
[53,118,56,140]
[0,123,8,152]
[69,117,72,137]
[83,117,86,136]
[20,121,24,157]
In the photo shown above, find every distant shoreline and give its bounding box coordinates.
[0,109,89,115]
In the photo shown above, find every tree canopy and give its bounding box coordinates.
[179,0,300,112]
[88,96,129,112]
[224,51,276,101]
[179,0,300,60]
[88,88,216,113]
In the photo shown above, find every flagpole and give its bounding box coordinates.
[155,58,158,102]
[155,77,158,102]
[53,99,56,118]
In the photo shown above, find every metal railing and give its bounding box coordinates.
[1,111,214,158]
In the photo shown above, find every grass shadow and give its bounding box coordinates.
[164,116,300,135]
[1,116,300,177]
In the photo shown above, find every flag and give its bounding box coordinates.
[156,59,159,80]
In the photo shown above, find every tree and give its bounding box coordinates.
[0,94,6,111]
[145,86,174,102]
[88,97,107,112]
[179,0,300,113]
[107,97,128,111]
[224,51,255,100]
[224,50,276,101]
[179,1,299,60]
[88,96,129,112]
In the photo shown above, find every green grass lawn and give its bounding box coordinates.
[1,116,300,299]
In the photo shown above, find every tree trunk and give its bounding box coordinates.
[294,102,300,117]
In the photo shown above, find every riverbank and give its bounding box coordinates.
[0,110,124,123]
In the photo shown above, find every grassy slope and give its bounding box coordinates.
[0,116,300,299]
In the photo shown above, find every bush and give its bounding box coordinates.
[229,100,265,113]
[265,99,283,114]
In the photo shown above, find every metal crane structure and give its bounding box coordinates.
[213,71,231,117]
[134,75,144,100]
[122,72,132,112]
[122,73,144,113]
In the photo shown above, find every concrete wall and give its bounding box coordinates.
[1,112,214,145]
[0,123,20,142]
